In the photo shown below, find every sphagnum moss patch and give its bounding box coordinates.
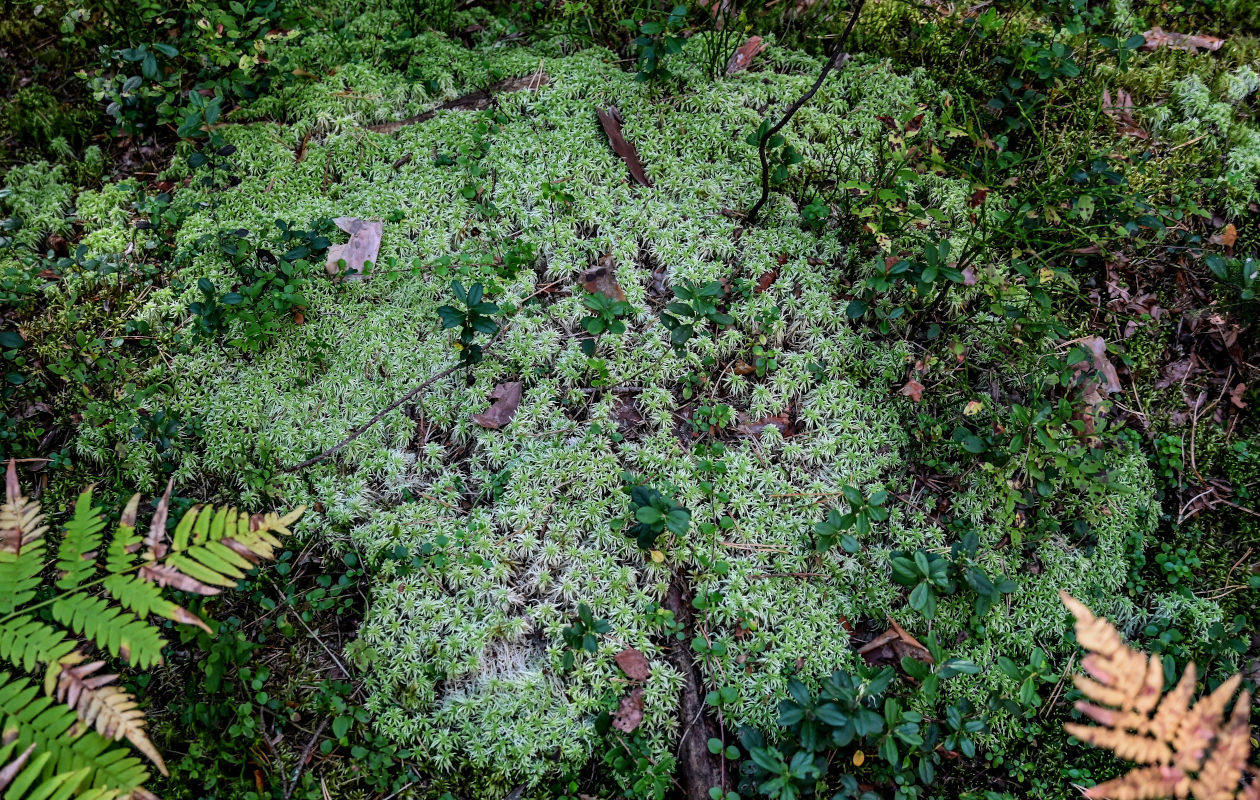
[35,27,1215,798]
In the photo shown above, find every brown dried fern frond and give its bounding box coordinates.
[1060,592,1257,800]
[0,459,47,554]
[53,655,168,776]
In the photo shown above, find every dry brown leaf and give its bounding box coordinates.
[139,562,221,596]
[614,648,652,681]
[1060,592,1256,800]
[755,268,779,293]
[1081,336,1122,394]
[1140,27,1224,53]
[582,254,626,302]
[1229,383,1247,409]
[1,459,47,555]
[735,412,794,438]
[726,36,766,75]
[596,107,652,187]
[857,618,931,666]
[325,217,382,282]
[1102,88,1150,139]
[1210,224,1238,248]
[144,478,174,560]
[900,379,925,403]
[55,657,168,776]
[471,381,523,429]
[0,743,37,791]
[612,688,646,733]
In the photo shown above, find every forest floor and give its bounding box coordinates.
[1,1,1258,799]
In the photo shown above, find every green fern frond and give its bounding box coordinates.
[101,498,141,576]
[100,496,212,634]
[0,460,304,796]
[0,618,75,675]
[0,672,145,797]
[0,741,90,800]
[102,574,210,634]
[49,596,166,669]
[0,545,45,618]
[54,493,107,593]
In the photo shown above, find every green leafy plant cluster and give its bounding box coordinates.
[437,280,500,367]
[616,473,692,550]
[812,485,889,554]
[891,530,1018,623]
[659,280,735,354]
[738,637,986,800]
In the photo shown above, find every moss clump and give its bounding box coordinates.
[48,22,1214,797]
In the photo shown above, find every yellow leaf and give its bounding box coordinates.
[853,750,865,766]
[649,550,665,564]
[964,400,984,416]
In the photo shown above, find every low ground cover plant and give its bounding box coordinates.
[0,0,1256,798]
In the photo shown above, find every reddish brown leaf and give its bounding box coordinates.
[597,107,652,187]
[615,648,652,681]
[1140,27,1224,53]
[1210,223,1238,248]
[325,217,382,282]
[1230,383,1248,409]
[471,381,523,429]
[736,412,795,438]
[612,688,646,733]
[755,268,779,293]
[582,254,626,302]
[725,35,766,75]
[900,379,925,403]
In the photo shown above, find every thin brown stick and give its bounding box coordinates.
[744,0,866,224]
[284,718,329,800]
[282,363,463,472]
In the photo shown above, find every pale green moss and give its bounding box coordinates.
[0,160,74,248]
[59,26,1197,797]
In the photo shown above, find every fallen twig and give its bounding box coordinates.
[283,362,463,472]
[744,0,866,224]
[284,718,329,800]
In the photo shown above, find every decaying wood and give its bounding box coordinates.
[596,107,653,187]
[663,571,725,800]
[366,68,549,134]
[726,36,766,75]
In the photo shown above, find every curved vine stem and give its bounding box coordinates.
[744,0,867,225]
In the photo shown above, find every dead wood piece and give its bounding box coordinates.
[366,68,549,134]
[726,36,766,75]
[663,572,726,800]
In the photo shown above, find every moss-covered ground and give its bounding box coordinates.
[2,0,1258,798]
